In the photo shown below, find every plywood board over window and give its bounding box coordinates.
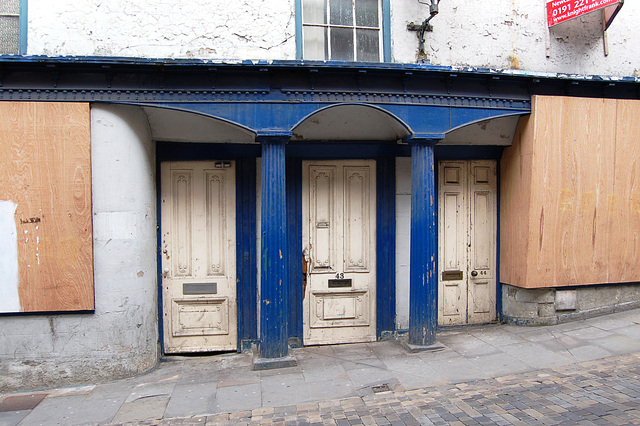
[500,96,640,289]
[0,102,93,312]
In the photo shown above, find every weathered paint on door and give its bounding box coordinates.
[438,160,497,325]
[161,161,237,353]
[302,160,377,345]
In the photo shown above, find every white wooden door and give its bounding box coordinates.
[302,160,376,345]
[161,161,237,353]
[438,160,497,325]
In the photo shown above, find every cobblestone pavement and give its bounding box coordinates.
[140,352,640,425]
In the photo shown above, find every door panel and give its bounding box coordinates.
[310,166,336,271]
[438,162,467,325]
[303,160,376,345]
[161,161,237,353]
[468,162,497,323]
[344,166,371,272]
[438,160,496,325]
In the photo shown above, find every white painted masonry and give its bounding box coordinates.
[26,1,640,77]
[392,1,640,77]
[395,158,411,330]
[0,200,20,313]
[27,0,297,60]
[0,105,159,391]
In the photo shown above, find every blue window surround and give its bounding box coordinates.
[19,0,27,55]
[295,0,392,62]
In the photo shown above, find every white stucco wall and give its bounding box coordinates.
[395,157,411,330]
[392,0,640,77]
[27,1,638,77]
[27,0,296,60]
[0,104,159,391]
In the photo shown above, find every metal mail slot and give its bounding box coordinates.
[316,222,330,228]
[442,271,463,281]
[328,279,352,288]
[183,283,218,295]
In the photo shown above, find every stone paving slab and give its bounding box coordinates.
[1,309,640,425]
[121,352,640,426]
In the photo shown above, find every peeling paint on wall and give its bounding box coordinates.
[27,0,297,60]
[0,200,20,313]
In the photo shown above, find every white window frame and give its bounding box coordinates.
[302,0,383,62]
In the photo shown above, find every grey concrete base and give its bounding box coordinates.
[502,282,640,326]
[252,353,297,371]
[400,340,446,354]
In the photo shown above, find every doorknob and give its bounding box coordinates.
[471,270,478,277]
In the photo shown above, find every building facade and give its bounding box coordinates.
[1,0,639,391]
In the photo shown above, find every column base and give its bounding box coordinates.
[400,339,446,354]
[252,353,298,371]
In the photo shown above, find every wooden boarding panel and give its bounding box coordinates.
[610,100,640,282]
[499,116,535,288]
[500,96,640,288]
[0,102,94,312]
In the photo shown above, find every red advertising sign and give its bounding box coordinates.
[547,0,622,27]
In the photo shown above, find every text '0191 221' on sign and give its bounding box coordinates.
[546,0,623,28]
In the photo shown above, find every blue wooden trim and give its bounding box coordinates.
[287,158,303,345]
[408,140,438,346]
[259,137,290,358]
[153,103,526,139]
[496,161,502,322]
[376,157,396,338]
[156,158,165,354]
[236,158,258,349]
[434,145,504,160]
[158,142,261,159]
[18,0,27,55]
[287,142,411,158]
[295,0,303,60]
[382,0,391,62]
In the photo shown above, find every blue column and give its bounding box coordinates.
[258,133,290,359]
[408,137,440,347]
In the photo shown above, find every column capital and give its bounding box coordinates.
[404,133,444,145]
[256,131,292,144]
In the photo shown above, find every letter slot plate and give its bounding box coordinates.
[442,271,463,281]
[183,283,218,295]
[328,279,352,288]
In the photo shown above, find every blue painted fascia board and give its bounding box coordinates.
[2,55,639,84]
[161,103,528,140]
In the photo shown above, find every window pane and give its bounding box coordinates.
[303,0,326,25]
[303,26,327,60]
[0,0,20,15]
[356,29,379,62]
[330,27,354,61]
[355,0,378,27]
[0,16,19,54]
[330,0,353,26]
